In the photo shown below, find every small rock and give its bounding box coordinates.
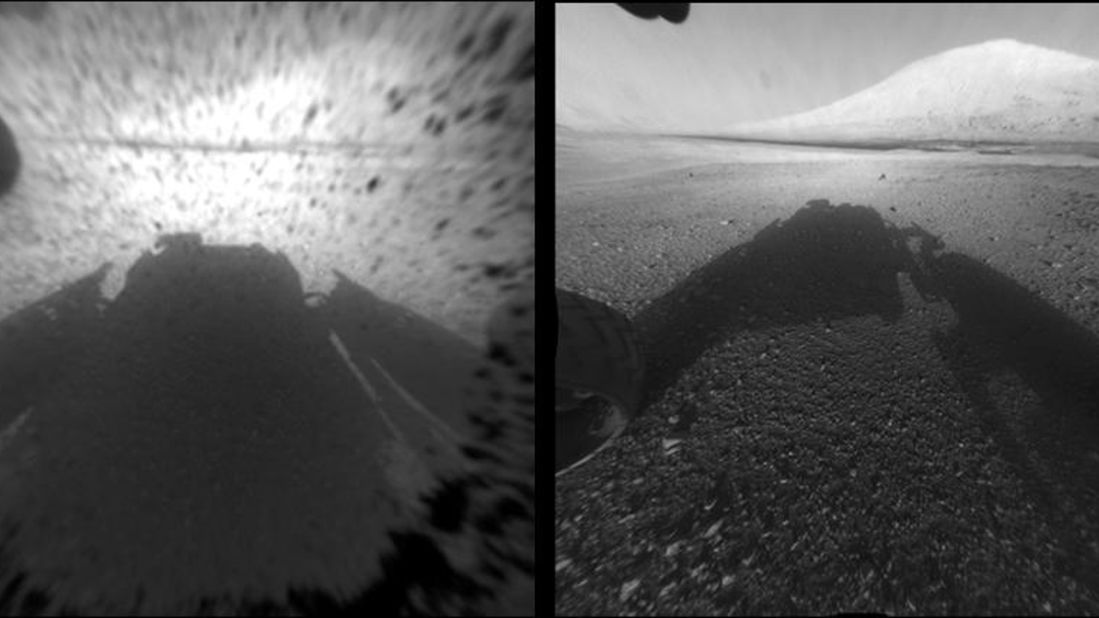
[592,241,600,247]
[704,520,723,538]
[556,558,572,572]
[665,541,683,557]
[620,579,641,603]
[722,575,735,587]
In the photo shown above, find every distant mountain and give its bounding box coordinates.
[724,39,1099,144]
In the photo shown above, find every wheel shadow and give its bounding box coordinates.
[908,225,1099,596]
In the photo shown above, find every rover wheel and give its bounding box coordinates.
[555,288,645,476]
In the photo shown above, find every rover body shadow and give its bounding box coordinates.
[0,233,518,615]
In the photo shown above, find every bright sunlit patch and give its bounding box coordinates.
[2,6,496,347]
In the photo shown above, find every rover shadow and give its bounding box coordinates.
[0,262,111,429]
[634,198,910,411]
[0,233,525,615]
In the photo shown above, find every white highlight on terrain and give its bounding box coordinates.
[0,408,32,456]
[327,330,402,441]
[326,330,441,512]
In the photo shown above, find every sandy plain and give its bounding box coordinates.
[555,130,1099,614]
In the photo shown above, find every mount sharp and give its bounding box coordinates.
[726,39,1099,143]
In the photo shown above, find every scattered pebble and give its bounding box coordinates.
[620,579,641,603]
[556,558,572,572]
[704,520,723,538]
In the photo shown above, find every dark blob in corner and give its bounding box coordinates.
[0,116,20,198]
[616,3,690,24]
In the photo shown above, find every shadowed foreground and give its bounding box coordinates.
[0,237,532,616]
[557,199,1099,614]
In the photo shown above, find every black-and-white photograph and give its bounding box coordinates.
[556,3,1099,614]
[0,3,533,615]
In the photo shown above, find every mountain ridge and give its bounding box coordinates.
[725,38,1099,143]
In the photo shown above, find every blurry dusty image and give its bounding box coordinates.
[0,2,533,616]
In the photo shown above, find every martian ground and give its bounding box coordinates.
[556,125,1099,615]
[555,15,1099,611]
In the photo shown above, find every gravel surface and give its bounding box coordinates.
[555,133,1099,615]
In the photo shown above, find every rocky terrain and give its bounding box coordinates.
[556,131,1099,615]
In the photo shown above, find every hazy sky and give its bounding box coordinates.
[556,3,1099,132]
